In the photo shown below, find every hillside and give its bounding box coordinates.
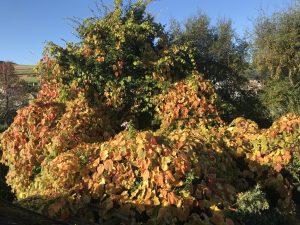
[14,64,38,84]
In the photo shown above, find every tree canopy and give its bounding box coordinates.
[253,5,300,119]
[38,0,196,129]
[169,13,269,124]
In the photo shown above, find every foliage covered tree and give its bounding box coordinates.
[37,0,195,129]
[253,4,300,120]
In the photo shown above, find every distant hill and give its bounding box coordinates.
[14,64,35,75]
[0,61,16,65]
[0,63,38,84]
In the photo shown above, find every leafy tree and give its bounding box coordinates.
[38,0,195,129]
[253,4,300,120]
[169,13,268,124]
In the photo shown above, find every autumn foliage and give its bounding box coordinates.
[1,1,300,225]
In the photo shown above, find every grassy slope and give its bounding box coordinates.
[14,64,39,84]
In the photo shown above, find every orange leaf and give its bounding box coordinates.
[96,56,105,62]
[39,126,48,137]
[111,151,122,161]
[141,170,150,180]
[97,164,105,175]
[165,170,176,183]
[178,141,185,149]
[92,158,100,168]
[104,159,114,172]
[159,189,168,199]
[181,107,189,118]
[154,173,164,186]
[283,151,291,162]
[273,163,282,172]
[141,158,151,170]
[167,192,178,205]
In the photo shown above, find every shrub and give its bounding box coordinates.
[236,184,269,215]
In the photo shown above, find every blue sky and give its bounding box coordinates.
[0,0,295,65]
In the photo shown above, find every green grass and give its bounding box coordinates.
[19,75,39,83]
[14,64,39,84]
[14,65,35,75]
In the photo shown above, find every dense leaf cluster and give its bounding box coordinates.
[3,74,300,224]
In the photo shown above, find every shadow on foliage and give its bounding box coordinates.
[0,163,15,202]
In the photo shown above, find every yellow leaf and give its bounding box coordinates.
[161,156,171,171]
[210,204,221,212]
[100,150,108,161]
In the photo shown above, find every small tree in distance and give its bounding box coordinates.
[0,61,30,129]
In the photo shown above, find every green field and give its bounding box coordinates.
[14,64,39,84]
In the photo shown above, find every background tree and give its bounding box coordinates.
[169,13,269,125]
[0,61,31,131]
[0,62,16,124]
[253,4,300,120]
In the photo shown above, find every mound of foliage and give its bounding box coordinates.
[1,1,300,225]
